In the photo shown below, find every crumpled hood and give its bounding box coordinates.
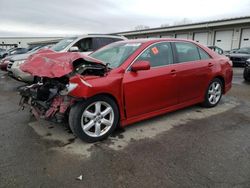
[20,51,104,78]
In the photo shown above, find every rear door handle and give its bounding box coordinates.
[170,69,177,75]
[208,62,213,67]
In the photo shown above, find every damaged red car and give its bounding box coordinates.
[19,39,233,142]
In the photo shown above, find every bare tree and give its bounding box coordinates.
[134,25,150,30]
[173,18,192,26]
[160,23,170,27]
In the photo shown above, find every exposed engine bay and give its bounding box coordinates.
[19,56,109,122]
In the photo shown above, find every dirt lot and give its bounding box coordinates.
[0,68,250,188]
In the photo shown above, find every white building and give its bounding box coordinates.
[116,16,250,51]
[0,37,63,49]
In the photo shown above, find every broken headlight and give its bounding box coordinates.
[15,60,25,66]
[59,82,78,95]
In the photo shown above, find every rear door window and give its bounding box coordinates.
[174,42,201,63]
[93,37,123,51]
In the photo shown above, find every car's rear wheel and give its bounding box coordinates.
[69,95,119,142]
[243,68,250,82]
[202,78,223,108]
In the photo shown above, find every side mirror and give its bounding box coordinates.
[131,60,150,72]
[69,46,79,52]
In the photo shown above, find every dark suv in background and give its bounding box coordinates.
[227,47,250,67]
[243,59,250,82]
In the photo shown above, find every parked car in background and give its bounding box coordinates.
[0,57,10,71]
[50,34,126,54]
[0,48,6,52]
[227,47,250,67]
[7,45,51,81]
[207,46,224,55]
[0,46,40,71]
[8,34,126,83]
[19,39,232,142]
[228,48,240,54]
[243,59,250,82]
[0,47,28,59]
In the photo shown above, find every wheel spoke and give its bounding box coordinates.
[95,123,101,136]
[215,91,221,96]
[215,83,220,90]
[212,83,216,90]
[83,110,95,119]
[83,120,95,131]
[101,107,112,117]
[209,95,214,102]
[101,118,112,127]
[208,90,213,94]
[95,102,101,114]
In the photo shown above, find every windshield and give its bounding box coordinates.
[90,42,142,68]
[236,48,250,54]
[27,46,43,53]
[51,37,77,52]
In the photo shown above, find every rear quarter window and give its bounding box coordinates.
[198,48,211,60]
[93,37,123,51]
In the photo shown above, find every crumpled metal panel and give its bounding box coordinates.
[20,50,103,78]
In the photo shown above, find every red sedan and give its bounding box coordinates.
[0,58,10,71]
[19,39,233,142]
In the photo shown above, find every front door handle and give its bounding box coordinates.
[208,62,213,67]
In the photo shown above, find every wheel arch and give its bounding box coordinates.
[77,92,124,124]
[213,75,225,93]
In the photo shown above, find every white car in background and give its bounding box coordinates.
[8,34,126,83]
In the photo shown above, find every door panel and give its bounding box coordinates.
[173,42,211,103]
[123,66,179,118]
[174,60,211,103]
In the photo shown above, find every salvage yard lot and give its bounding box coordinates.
[0,68,250,187]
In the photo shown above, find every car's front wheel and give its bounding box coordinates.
[202,78,223,108]
[69,95,119,142]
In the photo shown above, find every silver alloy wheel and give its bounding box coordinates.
[80,101,114,138]
[208,81,222,105]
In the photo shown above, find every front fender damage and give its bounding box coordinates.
[19,82,76,122]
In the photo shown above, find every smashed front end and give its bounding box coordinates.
[19,77,76,122]
[18,52,108,122]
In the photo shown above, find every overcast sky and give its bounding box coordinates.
[0,0,250,37]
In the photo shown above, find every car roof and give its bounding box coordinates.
[115,38,198,45]
[73,34,127,40]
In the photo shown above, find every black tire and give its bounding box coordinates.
[69,95,119,143]
[243,68,250,82]
[202,78,223,108]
